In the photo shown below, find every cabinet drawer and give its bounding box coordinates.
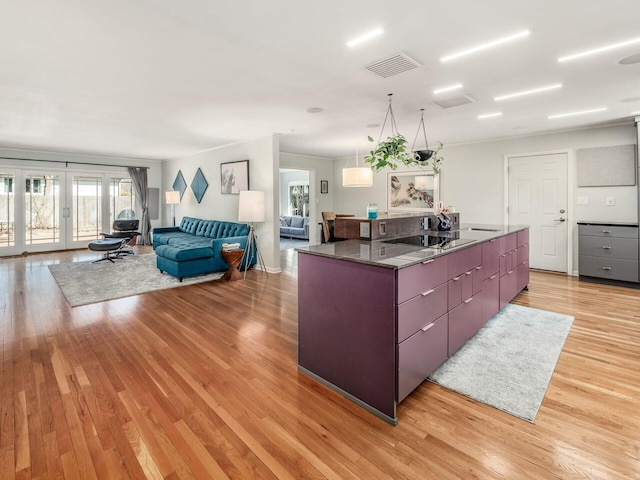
[579,236,638,260]
[517,229,529,247]
[448,295,481,356]
[500,233,517,254]
[517,244,530,265]
[578,225,639,239]
[499,269,518,310]
[499,250,517,276]
[481,273,500,323]
[448,244,482,278]
[448,270,474,310]
[481,238,500,279]
[579,255,639,282]
[397,283,448,343]
[397,313,448,402]
[397,255,448,304]
[517,260,529,292]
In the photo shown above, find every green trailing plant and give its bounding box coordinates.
[363,136,445,173]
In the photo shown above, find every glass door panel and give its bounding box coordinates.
[25,173,62,249]
[0,172,15,250]
[110,177,136,224]
[71,175,102,244]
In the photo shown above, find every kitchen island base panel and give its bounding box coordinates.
[298,366,398,425]
[298,253,397,422]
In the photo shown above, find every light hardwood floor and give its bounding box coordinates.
[1,247,638,479]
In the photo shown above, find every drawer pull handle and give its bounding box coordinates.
[602,246,611,250]
[602,266,612,271]
[420,289,435,297]
[452,276,461,281]
[489,274,497,280]
[465,271,472,276]
[602,230,611,234]
[463,297,474,304]
[421,322,436,333]
[475,266,482,270]
[507,270,514,275]
[422,259,434,265]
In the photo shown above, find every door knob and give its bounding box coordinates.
[554,217,566,222]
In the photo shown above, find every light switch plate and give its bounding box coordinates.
[577,196,589,206]
[606,196,615,206]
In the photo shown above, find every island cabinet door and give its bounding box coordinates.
[481,273,500,322]
[397,283,448,343]
[397,313,448,402]
[396,255,448,304]
[448,294,481,356]
[481,238,500,280]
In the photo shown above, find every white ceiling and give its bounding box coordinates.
[1,0,639,161]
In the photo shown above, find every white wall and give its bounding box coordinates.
[162,135,280,272]
[279,152,334,245]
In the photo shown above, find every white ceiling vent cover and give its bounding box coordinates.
[432,95,476,109]
[364,53,422,78]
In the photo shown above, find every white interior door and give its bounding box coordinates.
[508,153,568,272]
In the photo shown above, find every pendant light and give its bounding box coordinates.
[411,108,434,162]
[342,150,373,187]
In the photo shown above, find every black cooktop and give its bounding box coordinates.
[384,233,476,250]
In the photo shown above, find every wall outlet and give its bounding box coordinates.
[606,196,615,206]
[577,196,589,206]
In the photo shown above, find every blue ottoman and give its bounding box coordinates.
[155,244,215,281]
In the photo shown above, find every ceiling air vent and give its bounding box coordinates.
[364,53,422,78]
[432,95,476,109]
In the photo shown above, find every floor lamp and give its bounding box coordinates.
[165,191,180,226]
[238,190,267,278]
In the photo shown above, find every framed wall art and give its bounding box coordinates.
[387,171,439,213]
[220,160,249,194]
[320,180,328,194]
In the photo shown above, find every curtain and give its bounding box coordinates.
[128,167,151,245]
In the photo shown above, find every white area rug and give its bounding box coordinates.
[428,304,574,423]
[49,254,222,307]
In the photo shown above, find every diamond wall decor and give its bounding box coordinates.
[191,168,209,204]
[172,171,187,200]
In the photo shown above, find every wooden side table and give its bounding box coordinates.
[220,249,245,281]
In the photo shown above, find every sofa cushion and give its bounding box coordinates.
[179,217,201,234]
[156,244,213,262]
[196,220,250,239]
[279,216,289,226]
[290,216,305,228]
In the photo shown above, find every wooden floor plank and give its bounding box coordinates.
[0,247,638,479]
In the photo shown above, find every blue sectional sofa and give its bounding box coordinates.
[153,217,254,280]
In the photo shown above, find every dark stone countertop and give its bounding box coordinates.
[296,223,529,270]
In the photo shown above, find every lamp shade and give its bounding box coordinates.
[238,190,265,223]
[165,190,180,204]
[342,167,373,187]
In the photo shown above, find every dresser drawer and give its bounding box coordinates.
[578,224,639,239]
[579,255,639,282]
[397,313,448,402]
[397,283,448,343]
[579,236,638,260]
[397,255,448,304]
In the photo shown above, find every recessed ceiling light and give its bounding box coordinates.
[631,111,640,115]
[306,107,323,113]
[433,83,463,95]
[548,107,607,119]
[366,123,380,128]
[494,83,562,101]
[346,28,384,48]
[621,96,640,103]
[440,30,530,62]
[478,112,502,119]
[558,37,640,62]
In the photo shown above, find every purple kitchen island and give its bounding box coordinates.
[297,225,529,425]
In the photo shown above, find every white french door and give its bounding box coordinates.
[507,152,569,273]
[0,167,135,256]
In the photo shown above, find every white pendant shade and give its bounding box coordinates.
[342,167,373,187]
[238,190,266,223]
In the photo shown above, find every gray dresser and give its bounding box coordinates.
[578,222,639,283]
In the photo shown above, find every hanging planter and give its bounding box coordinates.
[411,108,444,174]
[363,95,444,173]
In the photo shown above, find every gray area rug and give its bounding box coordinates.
[49,254,223,307]
[428,304,574,423]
